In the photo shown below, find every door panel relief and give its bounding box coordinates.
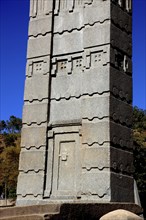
[52,132,81,198]
[58,141,75,191]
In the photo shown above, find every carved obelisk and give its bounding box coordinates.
[17,0,133,205]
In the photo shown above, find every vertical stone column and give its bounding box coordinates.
[109,0,133,201]
[17,0,53,205]
[80,0,133,202]
[17,0,134,205]
[44,0,85,200]
[47,0,133,202]
[80,0,112,200]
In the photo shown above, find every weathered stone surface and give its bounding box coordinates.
[18,2,54,202]
[0,204,60,219]
[54,11,84,34]
[0,203,143,220]
[51,73,82,100]
[82,95,109,120]
[29,16,52,37]
[110,96,132,126]
[84,2,110,25]
[29,0,53,18]
[27,35,51,58]
[19,149,46,172]
[110,46,132,75]
[54,1,110,34]
[16,195,44,206]
[26,56,50,77]
[110,147,133,174]
[21,126,46,149]
[82,121,110,146]
[134,180,142,207]
[111,24,132,56]
[51,44,110,77]
[51,132,81,197]
[50,99,81,125]
[111,172,134,202]
[81,171,110,198]
[81,146,110,170]
[110,122,133,149]
[17,0,134,205]
[111,2,132,33]
[53,31,83,56]
[100,209,143,220]
[43,138,54,198]
[110,66,132,103]
[82,121,132,148]
[83,21,110,48]
[17,172,44,197]
[24,75,49,102]
[81,146,133,174]
[53,21,111,56]
[22,102,48,125]
[81,67,110,95]
[51,66,110,100]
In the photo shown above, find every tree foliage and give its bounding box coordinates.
[133,106,146,216]
[0,120,6,133]
[0,116,22,198]
[133,106,146,131]
[0,116,22,134]
[0,144,20,198]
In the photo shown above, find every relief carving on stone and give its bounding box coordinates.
[30,0,53,17]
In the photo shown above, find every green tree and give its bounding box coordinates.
[0,116,21,198]
[6,116,22,133]
[0,120,6,134]
[133,106,146,131]
[0,139,20,198]
[3,133,17,147]
[133,106,146,216]
[0,116,22,134]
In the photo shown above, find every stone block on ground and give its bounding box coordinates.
[100,209,143,220]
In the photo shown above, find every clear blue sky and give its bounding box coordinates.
[0,0,146,121]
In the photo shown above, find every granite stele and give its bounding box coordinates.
[17,0,133,206]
